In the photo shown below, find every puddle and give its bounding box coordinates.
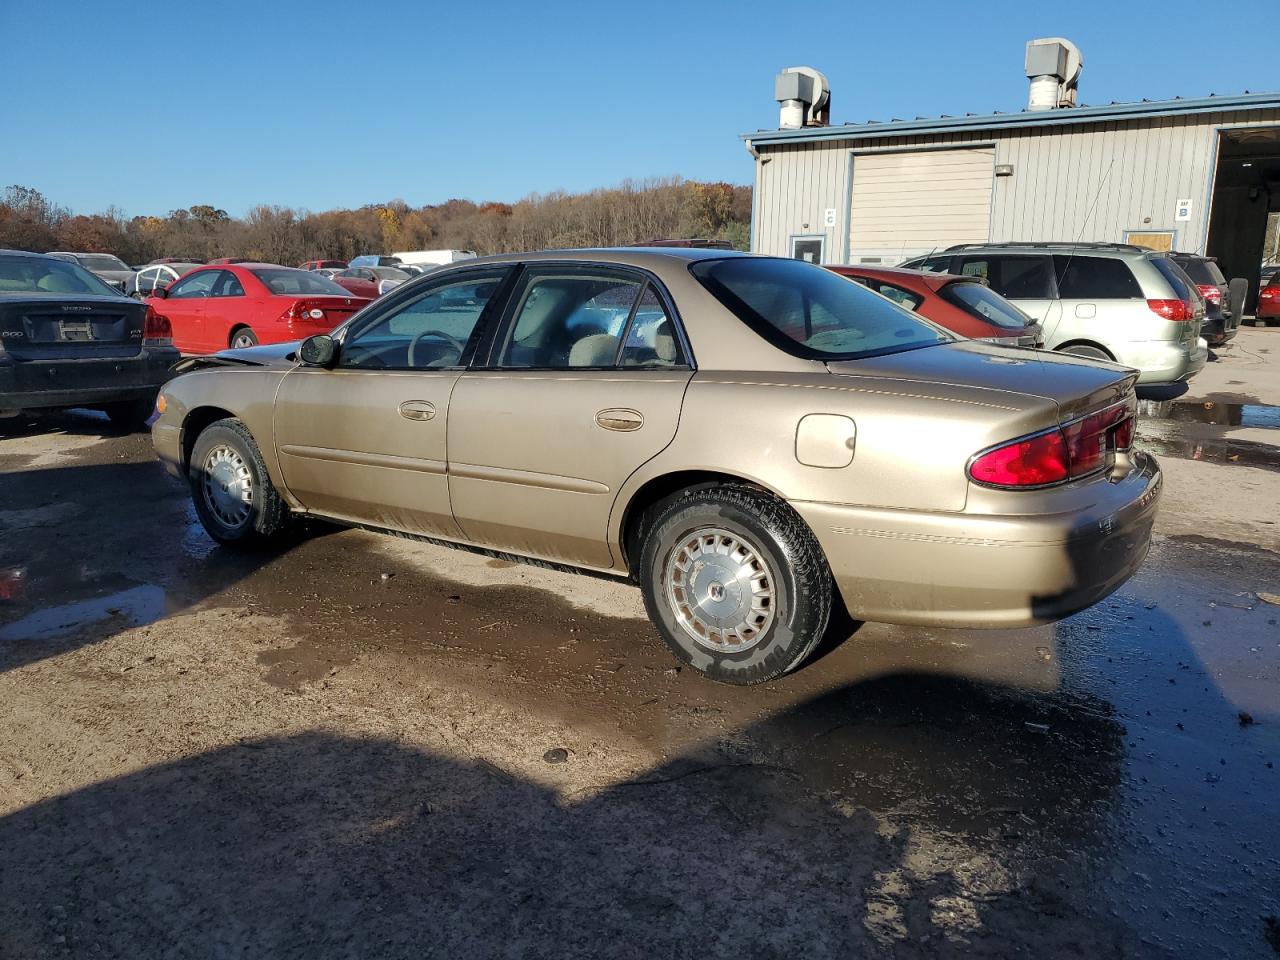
[1139,399,1280,428]
[0,585,168,642]
[1134,434,1280,472]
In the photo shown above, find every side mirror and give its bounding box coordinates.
[299,334,337,367]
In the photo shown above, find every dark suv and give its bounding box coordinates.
[1170,252,1237,346]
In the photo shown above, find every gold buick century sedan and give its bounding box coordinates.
[153,249,1161,684]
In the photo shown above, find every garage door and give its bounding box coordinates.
[848,148,994,265]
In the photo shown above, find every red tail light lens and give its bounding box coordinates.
[1261,288,1277,300]
[143,307,172,346]
[969,431,1069,487]
[970,400,1137,489]
[1147,299,1193,321]
[1195,283,1222,304]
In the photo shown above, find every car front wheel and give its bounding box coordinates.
[188,418,290,546]
[639,485,833,685]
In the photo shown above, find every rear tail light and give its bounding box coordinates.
[1261,288,1277,299]
[143,307,172,346]
[1195,283,1222,304]
[281,300,327,324]
[969,399,1137,489]
[1146,299,1193,321]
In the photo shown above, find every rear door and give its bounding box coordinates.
[1051,254,1148,351]
[448,265,693,569]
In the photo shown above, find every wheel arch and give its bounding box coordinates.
[1054,339,1116,361]
[614,468,786,578]
[181,405,238,472]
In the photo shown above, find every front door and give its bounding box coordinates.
[448,266,693,569]
[272,268,511,537]
[154,269,217,353]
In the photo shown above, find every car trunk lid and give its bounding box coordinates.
[825,340,1137,424]
[0,295,147,360]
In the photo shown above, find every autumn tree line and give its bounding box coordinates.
[0,178,752,266]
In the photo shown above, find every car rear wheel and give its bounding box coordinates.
[103,397,156,431]
[189,418,290,546]
[1058,344,1112,362]
[230,327,259,349]
[638,485,833,685]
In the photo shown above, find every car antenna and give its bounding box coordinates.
[1059,158,1117,283]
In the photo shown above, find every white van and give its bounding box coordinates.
[391,249,478,268]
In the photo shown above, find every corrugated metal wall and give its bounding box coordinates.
[751,109,1280,262]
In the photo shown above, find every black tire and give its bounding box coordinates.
[188,418,291,546]
[1059,344,1112,362]
[103,397,156,431]
[638,485,833,685]
[230,327,259,349]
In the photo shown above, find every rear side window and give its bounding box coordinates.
[942,282,1029,330]
[956,256,1055,299]
[1052,255,1143,299]
[862,280,924,311]
[1173,257,1226,286]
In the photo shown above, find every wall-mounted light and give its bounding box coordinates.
[995,164,1015,177]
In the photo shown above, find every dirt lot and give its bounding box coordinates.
[2,330,1278,959]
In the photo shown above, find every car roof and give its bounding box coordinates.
[463,247,754,269]
[828,264,973,292]
[0,248,61,260]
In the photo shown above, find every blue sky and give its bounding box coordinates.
[4,0,1276,218]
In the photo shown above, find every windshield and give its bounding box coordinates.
[0,254,122,297]
[690,257,951,360]
[943,281,1030,330]
[79,254,130,272]
[251,268,352,296]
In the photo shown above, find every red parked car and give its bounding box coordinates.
[825,265,1044,346]
[300,259,348,271]
[1258,271,1280,322]
[147,263,371,354]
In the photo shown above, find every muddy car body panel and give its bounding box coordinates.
[155,249,1161,682]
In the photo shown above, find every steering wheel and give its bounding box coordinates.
[407,329,465,367]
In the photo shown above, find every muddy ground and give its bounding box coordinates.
[2,330,1278,959]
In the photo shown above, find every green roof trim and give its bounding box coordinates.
[742,92,1280,146]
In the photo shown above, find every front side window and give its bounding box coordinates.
[497,272,644,369]
[167,270,220,299]
[958,255,1055,300]
[691,257,951,360]
[340,270,507,370]
[943,281,1030,330]
[1053,255,1142,299]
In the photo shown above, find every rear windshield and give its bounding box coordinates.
[0,254,121,297]
[1173,256,1227,286]
[1150,257,1194,301]
[690,257,951,360]
[251,268,351,296]
[79,254,129,272]
[943,281,1029,330]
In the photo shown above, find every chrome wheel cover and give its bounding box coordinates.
[202,444,253,529]
[663,527,776,653]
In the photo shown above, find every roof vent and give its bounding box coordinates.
[1024,38,1083,111]
[775,66,830,129]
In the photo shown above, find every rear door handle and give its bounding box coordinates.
[399,400,436,421]
[595,408,643,432]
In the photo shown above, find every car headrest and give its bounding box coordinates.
[568,333,619,367]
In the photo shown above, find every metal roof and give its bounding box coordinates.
[742,92,1280,146]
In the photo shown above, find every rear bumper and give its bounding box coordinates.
[792,452,1162,628]
[1116,337,1206,385]
[0,347,179,413]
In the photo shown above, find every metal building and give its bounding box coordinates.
[744,42,1280,302]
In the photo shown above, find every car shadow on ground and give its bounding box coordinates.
[0,673,1143,960]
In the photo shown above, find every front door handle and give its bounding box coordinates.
[595,408,643,432]
[399,400,436,421]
